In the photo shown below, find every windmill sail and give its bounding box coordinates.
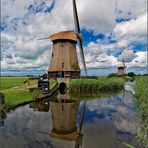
[72,0,87,75]
[122,58,126,68]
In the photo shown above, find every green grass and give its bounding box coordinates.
[49,80,57,89]
[3,90,33,109]
[69,77,125,92]
[134,76,148,147]
[0,77,37,110]
[1,77,28,90]
[0,77,58,110]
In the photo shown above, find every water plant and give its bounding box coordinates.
[134,76,148,147]
[68,77,125,92]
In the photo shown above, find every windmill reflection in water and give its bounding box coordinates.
[35,88,86,148]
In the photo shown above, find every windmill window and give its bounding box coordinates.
[52,53,53,57]
[62,62,64,68]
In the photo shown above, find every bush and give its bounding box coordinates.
[107,73,117,78]
[128,72,136,77]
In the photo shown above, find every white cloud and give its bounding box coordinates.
[1,0,147,71]
[114,12,147,38]
[116,0,147,19]
[128,51,147,67]
[118,48,137,62]
[77,0,116,33]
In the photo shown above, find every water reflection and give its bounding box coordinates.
[50,99,85,148]
[0,89,139,148]
[0,95,6,126]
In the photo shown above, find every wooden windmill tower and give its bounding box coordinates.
[38,0,87,79]
[117,58,126,76]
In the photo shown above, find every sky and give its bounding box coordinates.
[1,0,147,75]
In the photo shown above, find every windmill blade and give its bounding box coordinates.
[122,58,126,68]
[79,40,87,75]
[37,37,50,40]
[72,0,80,33]
[78,100,86,134]
[72,0,87,75]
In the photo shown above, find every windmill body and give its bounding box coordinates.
[117,66,125,76]
[48,31,80,79]
[38,0,87,80]
[117,59,126,76]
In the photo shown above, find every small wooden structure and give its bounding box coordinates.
[48,31,80,79]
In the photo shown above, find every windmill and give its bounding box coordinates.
[38,0,87,79]
[117,58,126,76]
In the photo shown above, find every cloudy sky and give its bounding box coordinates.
[1,0,147,73]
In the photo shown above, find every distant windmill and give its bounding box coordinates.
[38,0,87,79]
[117,58,126,76]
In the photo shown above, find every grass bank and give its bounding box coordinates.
[134,76,148,147]
[0,77,57,110]
[1,77,37,110]
[69,77,125,93]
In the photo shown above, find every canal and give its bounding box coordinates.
[0,82,140,148]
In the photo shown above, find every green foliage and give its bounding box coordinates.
[69,77,125,92]
[107,73,117,78]
[134,76,148,147]
[127,72,136,77]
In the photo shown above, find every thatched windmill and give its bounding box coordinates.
[117,58,126,76]
[38,0,87,79]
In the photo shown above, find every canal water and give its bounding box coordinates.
[0,82,139,148]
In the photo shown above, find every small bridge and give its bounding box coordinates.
[57,78,70,94]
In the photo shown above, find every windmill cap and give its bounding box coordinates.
[117,65,125,69]
[50,31,77,42]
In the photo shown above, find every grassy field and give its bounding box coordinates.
[1,77,56,109]
[1,77,37,109]
[0,77,57,110]
[134,76,148,147]
[69,77,125,92]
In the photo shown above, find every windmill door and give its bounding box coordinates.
[56,71,64,78]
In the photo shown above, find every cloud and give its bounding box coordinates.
[128,51,147,67]
[77,0,116,34]
[114,12,147,38]
[1,0,147,72]
[118,48,137,62]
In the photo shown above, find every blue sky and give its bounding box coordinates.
[1,0,147,75]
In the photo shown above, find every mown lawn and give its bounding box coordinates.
[1,77,37,109]
[1,77,28,90]
[1,77,57,110]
